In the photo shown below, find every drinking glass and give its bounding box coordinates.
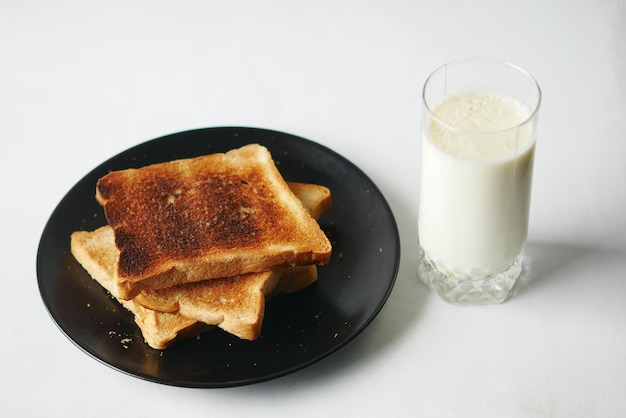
[417,58,541,304]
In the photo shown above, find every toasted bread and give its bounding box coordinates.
[71,225,281,344]
[135,270,282,340]
[266,265,318,299]
[287,181,331,221]
[68,225,211,349]
[71,181,331,348]
[125,300,215,350]
[95,144,332,299]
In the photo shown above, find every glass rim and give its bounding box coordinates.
[422,57,542,135]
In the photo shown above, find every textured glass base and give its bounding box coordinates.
[417,247,522,305]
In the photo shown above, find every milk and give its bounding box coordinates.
[418,92,536,277]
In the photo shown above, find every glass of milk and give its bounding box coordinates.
[417,58,541,304]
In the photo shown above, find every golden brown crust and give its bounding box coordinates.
[266,265,318,299]
[288,182,332,220]
[96,144,331,291]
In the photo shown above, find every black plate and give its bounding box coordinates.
[37,127,400,388]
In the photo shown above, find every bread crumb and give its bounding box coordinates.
[120,337,132,348]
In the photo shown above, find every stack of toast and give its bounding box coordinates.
[70,144,332,349]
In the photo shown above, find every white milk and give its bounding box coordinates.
[418,92,536,277]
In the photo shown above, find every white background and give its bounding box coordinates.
[2,1,625,417]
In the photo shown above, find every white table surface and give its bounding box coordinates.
[2,1,625,417]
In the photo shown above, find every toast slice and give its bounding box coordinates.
[95,144,332,299]
[71,182,331,348]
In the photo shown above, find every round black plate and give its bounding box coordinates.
[37,127,400,388]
